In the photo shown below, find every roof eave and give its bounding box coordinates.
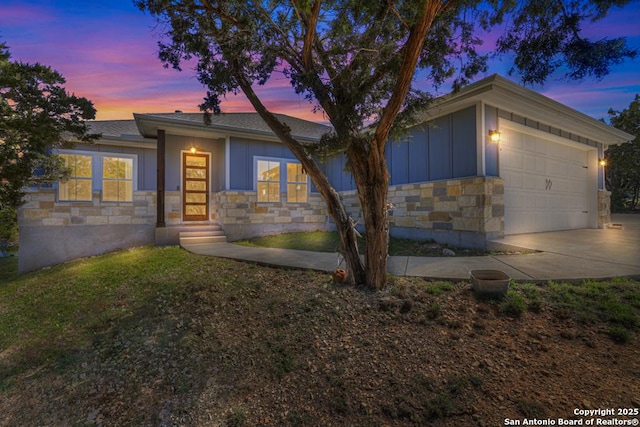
[424,74,635,146]
[134,113,323,144]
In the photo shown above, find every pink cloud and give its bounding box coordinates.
[0,4,54,26]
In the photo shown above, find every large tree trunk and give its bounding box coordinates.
[235,74,366,285]
[347,138,390,289]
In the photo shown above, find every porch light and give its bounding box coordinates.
[190,146,197,154]
[488,130,501,143]
[599,158,606,167]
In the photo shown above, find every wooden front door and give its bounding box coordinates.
[182,152,209,221]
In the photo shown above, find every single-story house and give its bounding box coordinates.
[18,74,634,272]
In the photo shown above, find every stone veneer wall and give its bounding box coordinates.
[214,191,329,241]
[20,189,157,227]
[338,177,505,248]
[598,189,611,228]
[18,189,156,273]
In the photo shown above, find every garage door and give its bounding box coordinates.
[500,127,589,235]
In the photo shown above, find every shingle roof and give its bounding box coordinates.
[87,112,332,141]
[143,112,332,140]
[86,120,141,137]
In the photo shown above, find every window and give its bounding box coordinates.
[287,162,308,203]
[58,154,93,201]
[255,157,308,204]
[257,160,280,202]
[102,157,133,202]
[57,150,137,203]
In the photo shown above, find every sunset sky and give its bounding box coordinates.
[2,1,639,123]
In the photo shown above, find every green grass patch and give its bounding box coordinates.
[0,246,202,379]
[0,246,639,425]
[235,231,489,256]
[0,254,19,283]
[507,279,640,342]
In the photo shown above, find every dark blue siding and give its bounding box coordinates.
[485,105,499,176]
[428,115,452,180]
[229,137,297,190]
[229,139,249,190]
[408,127,428,183]
[322,154,355,192]
[389,138,409,185]
[318,105,479,190]
[452,106,477,177]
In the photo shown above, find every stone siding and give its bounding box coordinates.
[338,177,505,247]
[214,191,329,240]
[18,189,156,273]
[598,189,611,228]
[20,189,157,227]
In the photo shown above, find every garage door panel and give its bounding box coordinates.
[501,128,590,235]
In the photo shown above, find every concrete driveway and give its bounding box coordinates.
[183,214,640,282]
[491,213,640,280]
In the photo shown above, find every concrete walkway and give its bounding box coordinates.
[181,214,640,282]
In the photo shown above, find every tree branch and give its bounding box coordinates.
[373,0,442,158]
[301,1,321,71]
[198,0,245,29]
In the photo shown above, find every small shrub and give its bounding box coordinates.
[499,291,527,317]
[516,399,547,419]
[603,301,637,329]
[425,393,454,420]
[423,281,454,295]
[518,283,545,313]
[224,406,248,427]
[608,325,632,344]
[425,303,442,320]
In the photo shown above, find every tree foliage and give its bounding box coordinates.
[136,0,636,288]
[606,94,640,212]
[0,42,99,210]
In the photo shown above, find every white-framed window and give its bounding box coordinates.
[57,150,137,202]
[58,154,93,201]
[102,157,133,202]
[257,159,281,203]
[286,162,308,203]
[254,157,308,204]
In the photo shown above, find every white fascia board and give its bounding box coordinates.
[421,75,635,146]
[94,136,157,149]
[133,113,322,144]
[67,135,157,150]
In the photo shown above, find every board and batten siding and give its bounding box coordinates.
[162,134,225,193]
[228,137,298,191]
[321,105,478,190]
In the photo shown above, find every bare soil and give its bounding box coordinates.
[1,259,639,426]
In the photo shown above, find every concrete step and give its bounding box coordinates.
[180,235,227,245]
[179,226,227,246]
[180,230,226,238]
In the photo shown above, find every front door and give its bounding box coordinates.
[182,152,209,221]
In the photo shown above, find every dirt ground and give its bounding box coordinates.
[1,262,639,427]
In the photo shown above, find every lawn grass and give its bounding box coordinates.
[0,246,198,376]
[505,280,640,337]
[0,254,18,283]
[235,231,490,256]
[0,246,638,425]
[1,246,637,377]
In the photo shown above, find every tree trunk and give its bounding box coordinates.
[235,74,366,285]
[347,139,390,289]
[360,177,389,290]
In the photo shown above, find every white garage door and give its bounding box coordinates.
[500,127,590,235]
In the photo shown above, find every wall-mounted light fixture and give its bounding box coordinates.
[599,158,607,167]
[488,130,501,143]
[190,146,198,154]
